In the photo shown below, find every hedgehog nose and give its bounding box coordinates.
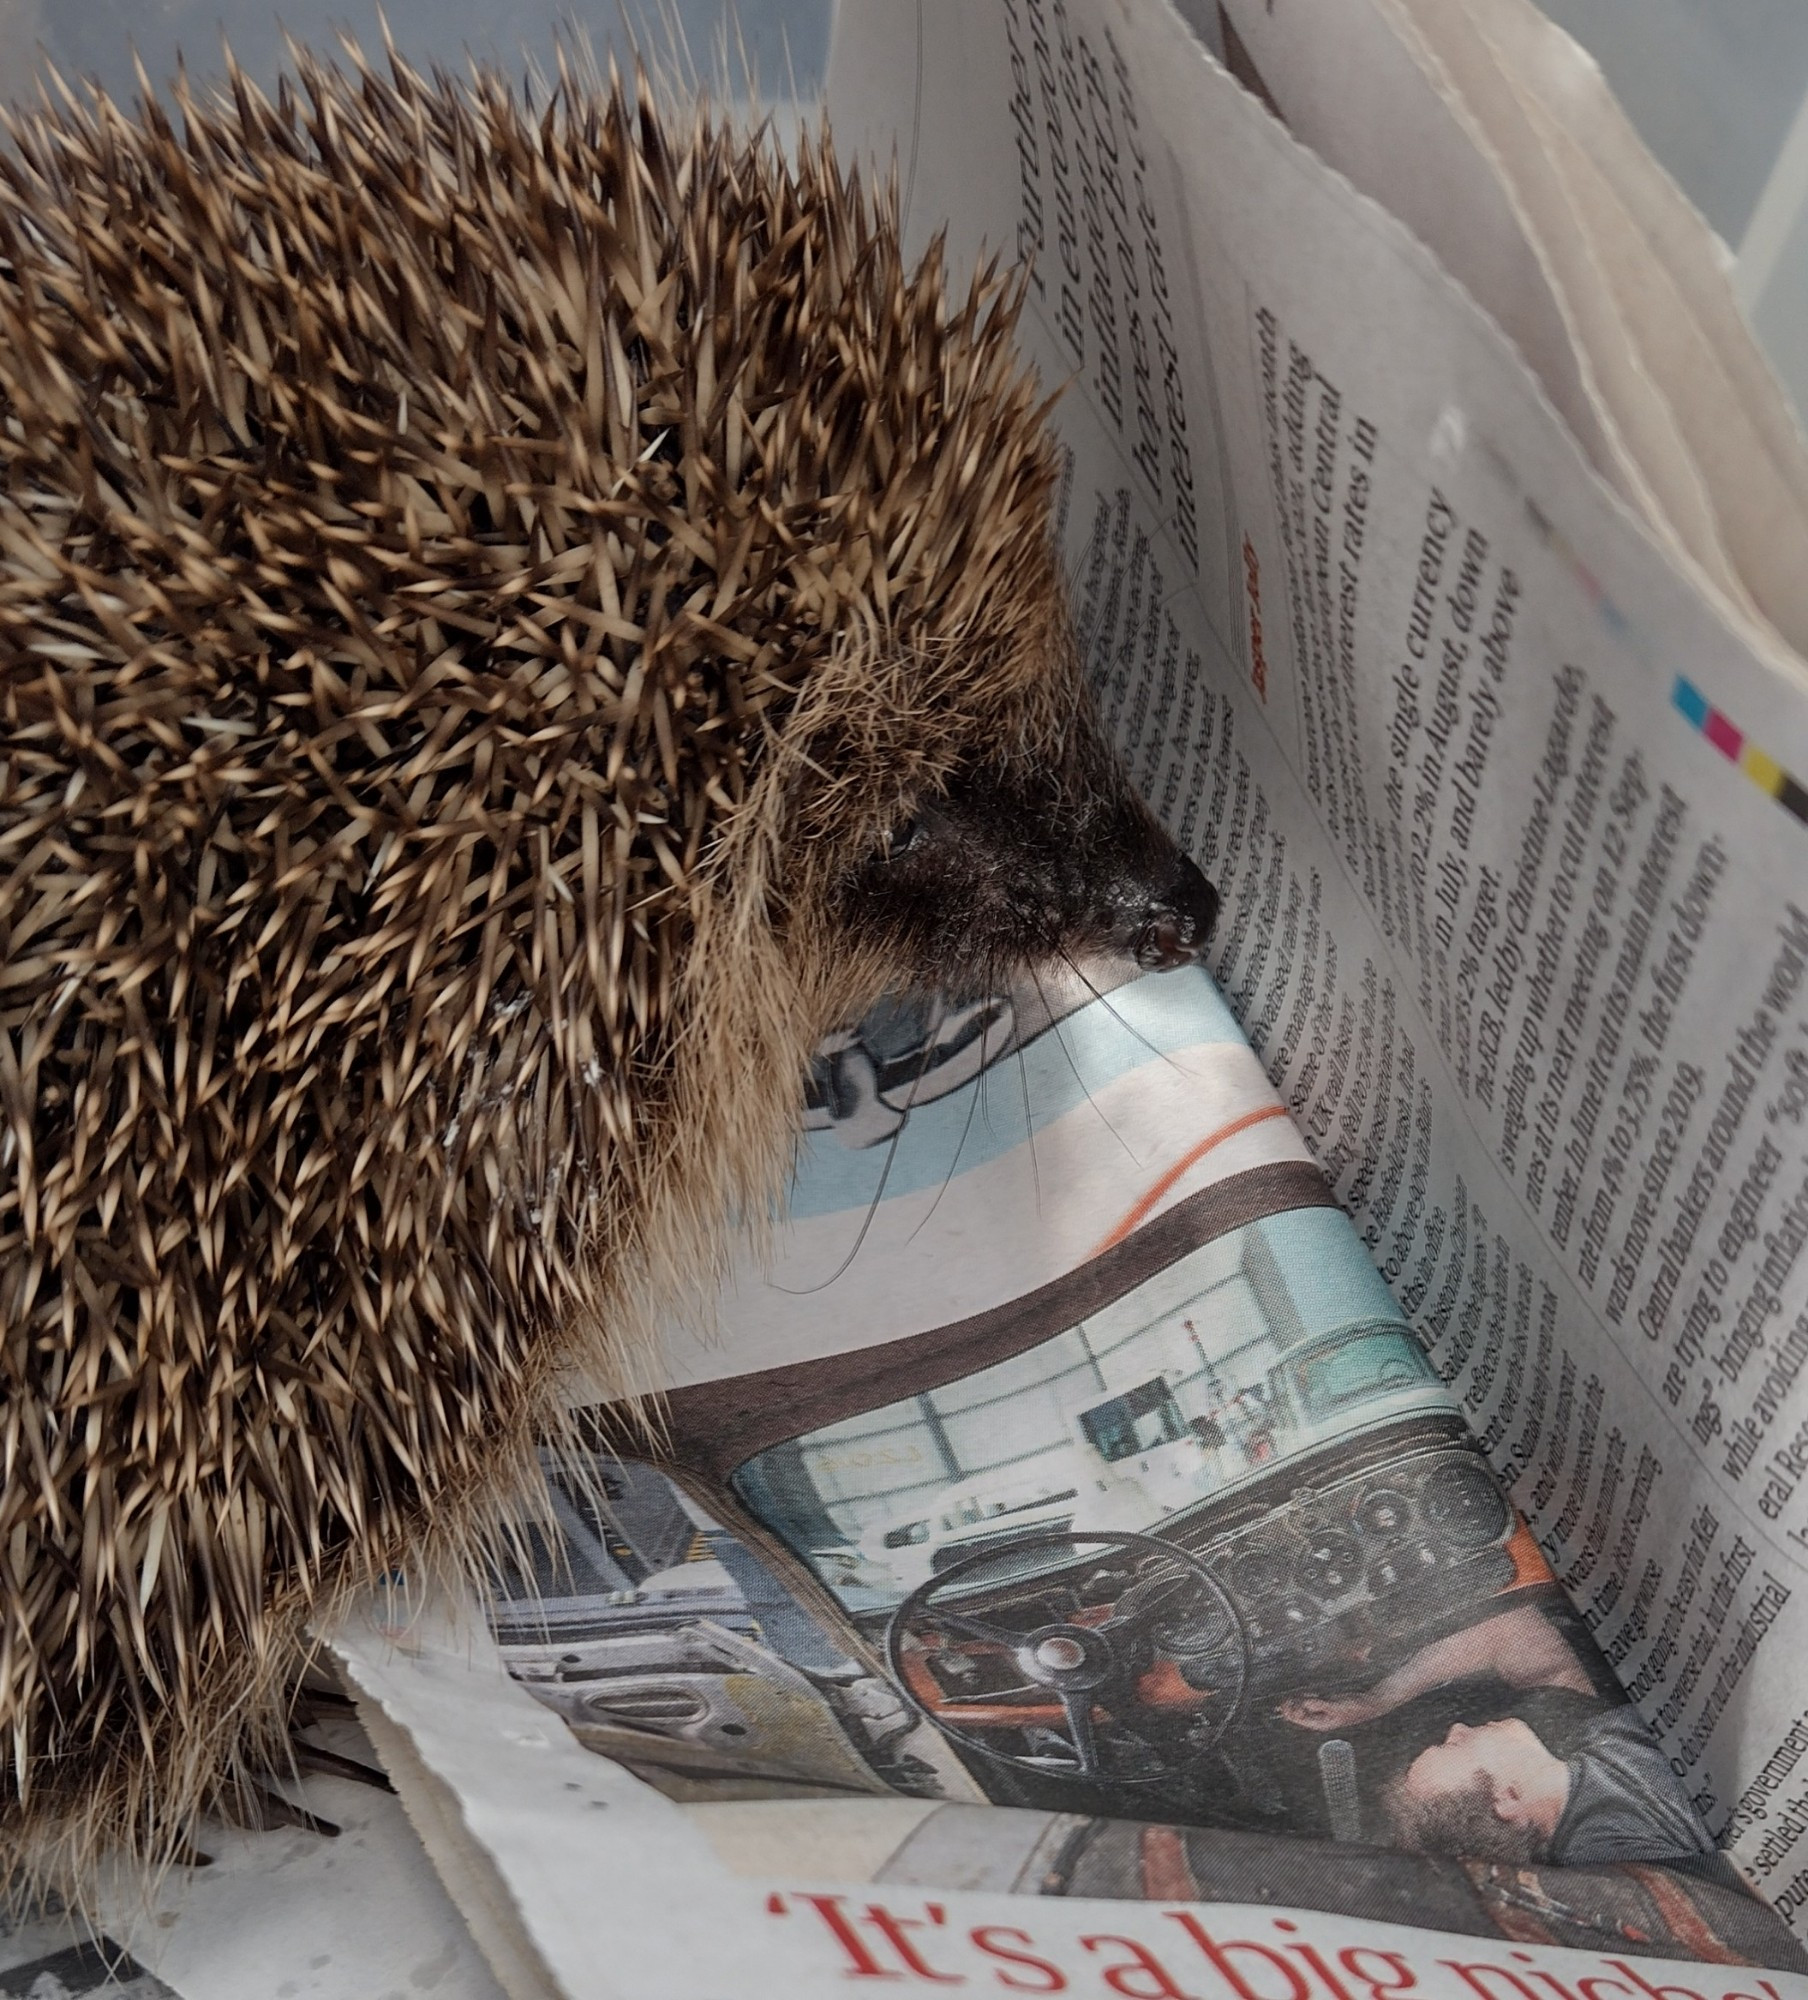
[1130,855,1219,970]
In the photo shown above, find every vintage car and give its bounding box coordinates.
[698,1297,1560,1839]
[845,1333,1552,1834]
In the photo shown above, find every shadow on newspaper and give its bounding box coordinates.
[0,1929,173,1999]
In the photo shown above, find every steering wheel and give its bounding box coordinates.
[884,1530,1248,1785]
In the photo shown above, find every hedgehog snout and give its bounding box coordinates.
[1121,853,1219,970]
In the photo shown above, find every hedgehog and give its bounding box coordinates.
[0,39,1218,1894]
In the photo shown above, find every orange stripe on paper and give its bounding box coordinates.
[1089,1103,1291,1256]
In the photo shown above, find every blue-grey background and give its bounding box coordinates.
[0,1,1799,420]
[0,2,833,106]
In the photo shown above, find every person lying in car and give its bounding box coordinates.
[1277,1603,1718,1870]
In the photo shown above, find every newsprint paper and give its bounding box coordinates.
[314,0,1808,1994]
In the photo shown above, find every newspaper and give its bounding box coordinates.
[1,1704,506,2000]
[315,0,1808,1990]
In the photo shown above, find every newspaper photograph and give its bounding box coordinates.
[430,964,1766,1957]
[339,962,1806,1989]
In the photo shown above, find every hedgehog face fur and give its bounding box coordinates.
[841,752,1218,1000]
[0,44,1215,1890]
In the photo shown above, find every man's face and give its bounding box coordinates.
[1404,1718,1566,1830]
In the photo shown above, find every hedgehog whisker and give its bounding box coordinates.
[1056,946,1184,1074]
[1016,1017,1042,1221]
[905,999,989,1245]
[1029,960,1136,1163]
[774,1001,953,1295]
[771,1107,904,1298]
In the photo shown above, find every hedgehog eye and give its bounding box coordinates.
[880,816,930,863]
